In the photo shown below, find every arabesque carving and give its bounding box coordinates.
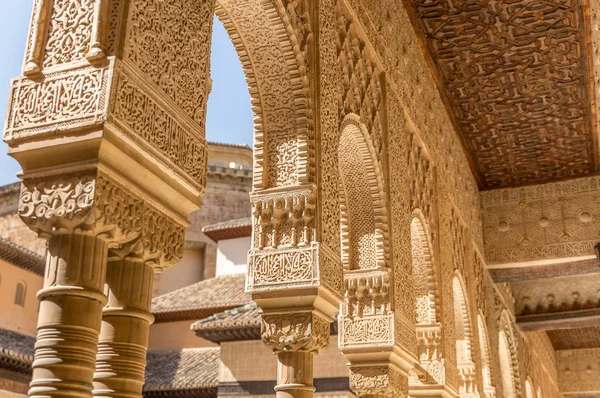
[405,0,597,188]
[251,187,316,250]
[261,311,330,353]
[339,270,393,348]
[19,172,185,267]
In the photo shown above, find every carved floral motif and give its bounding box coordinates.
[261,311,329,353]
[43,0,94,67]
[123,0,213,124]
[19,172,184,267]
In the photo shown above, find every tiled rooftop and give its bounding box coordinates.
[0,237,45,276]
[151,274,251,322]
[144,348,220,396]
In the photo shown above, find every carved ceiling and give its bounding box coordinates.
[405,0,598,189]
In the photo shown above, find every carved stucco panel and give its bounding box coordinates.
[4,64,112,141]
[481,176,600,264]
[43,0,95,68]
[247,242,342,299]
[109,61,208,191]
[122,0,214,124]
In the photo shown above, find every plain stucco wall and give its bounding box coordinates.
[0,260,43,337]
[215,237,251,277]
[148,320,217,350]
[154,248,204,297]
[219,336,349,383]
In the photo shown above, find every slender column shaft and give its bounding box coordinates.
[275,352,315,398]
[93,258,154,398]
[30,233,108,398]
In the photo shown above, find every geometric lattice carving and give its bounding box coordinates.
[406,0,597,188]
[338,115,388,271]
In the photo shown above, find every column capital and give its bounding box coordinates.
[349,364,408,398]
[261,310,331,353]
[19,171,185,268]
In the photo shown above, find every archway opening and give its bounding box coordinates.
[338,119,386,271]
[477,313,494,396]
[411,217,437,325]
[525,379,535,398]
[453,275,477,396]
[499,330,516,398]
[409,216,444,385]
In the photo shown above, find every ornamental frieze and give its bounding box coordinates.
[247,242,342,299]
[4,64,111,141]
[481,176,600,264]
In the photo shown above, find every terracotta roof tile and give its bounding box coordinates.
[144,348,219,397]
[192,304,261,342]
[151,274,251,322]
[0,237,45,276]
[0,328,35,374]
[202,217,252,241]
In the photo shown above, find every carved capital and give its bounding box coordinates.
[19,171,184,268]
[349,364,408,398]
[261,311,330,353]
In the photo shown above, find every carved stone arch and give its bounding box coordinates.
[498,310,521,398]
[215,0,313,189]
[477,312,495,397]
[452,273,478,396]
[410,211,439,325]
[408,211,447,387]
[338,114,389,271]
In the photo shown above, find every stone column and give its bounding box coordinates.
[93,252,155,398]
[261,310,331,398]
[29,232,108,398]
[276,352,314,398]
[248,189,344,398]
[17,174,187,398]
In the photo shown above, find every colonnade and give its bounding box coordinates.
[2,0,538,398]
